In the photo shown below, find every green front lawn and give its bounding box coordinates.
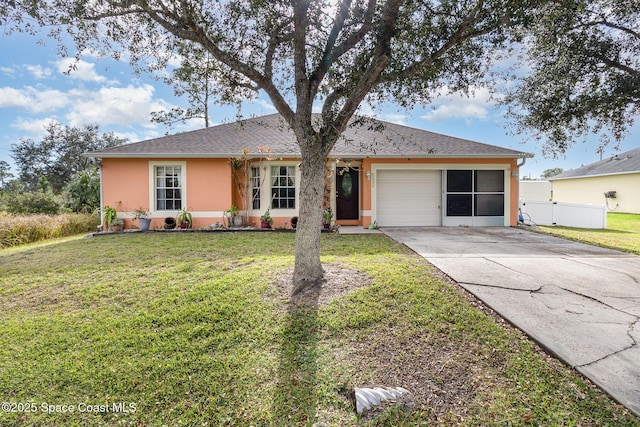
[0,233,636,425]
[539,212,640,254]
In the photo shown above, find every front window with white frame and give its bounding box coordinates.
[270,165,296,209]
[150,162,186,212]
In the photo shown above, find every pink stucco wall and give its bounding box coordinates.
[101,158,232,229]
[102,156,521,229]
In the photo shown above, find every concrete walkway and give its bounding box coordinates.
[337,225,382,235]
[382,226,640,417]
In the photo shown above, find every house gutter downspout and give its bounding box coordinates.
[517,157,526,169]
[98,161,104,230]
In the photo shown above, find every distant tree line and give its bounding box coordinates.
[0,123,126,215]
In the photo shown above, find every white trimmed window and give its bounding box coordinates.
[251,166,261,210]
[271,165,296,209]
[150,162,186,212]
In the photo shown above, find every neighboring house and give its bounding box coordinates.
[86,114,532,229]
[550,147,640,214]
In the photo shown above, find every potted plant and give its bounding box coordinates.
[177,208,193,229]
[164,217,176,229]
[224,204,242,227]
[103,205,121,231]
[133,209,151,231]
[260,209,273,229]
[322,208,333,229]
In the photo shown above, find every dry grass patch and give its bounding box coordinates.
[0,213,98,249]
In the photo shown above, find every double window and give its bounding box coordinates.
[446,170,504,217]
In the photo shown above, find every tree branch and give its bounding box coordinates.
[328,0,403,144]
[309,0,376,97]
[384,8,508,83]
[120,0,295,121]
[292,0,311,119]
[264,20,295,80]
[579,14,640,41]
[595,55,639,75]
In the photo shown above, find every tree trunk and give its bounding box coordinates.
[292,137,327,295]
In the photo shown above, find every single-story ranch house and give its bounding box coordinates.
[549,146,640,214]
[86,114,532,229]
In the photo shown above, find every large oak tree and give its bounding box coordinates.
[505,0,639,156]
[7,0,555,290]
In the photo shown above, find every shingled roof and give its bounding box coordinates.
[550,146,640,180]
[87,113,530,159]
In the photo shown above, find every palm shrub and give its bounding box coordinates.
[65,167,100,213]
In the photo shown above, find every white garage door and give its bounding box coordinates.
[376,170,442,226]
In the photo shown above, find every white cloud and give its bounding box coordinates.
[56,58,107,83]
[65,84,168,126]
[0,86,70,112]
[0,66,16,77]
[379,113,407,125]
[355,100,375,117]
[25,64,53,80]
[0,87,30,109]
[31,89,72,113]
[1,81,178,131]
[421,86,501,122]
[11,117,60,136]
[252,99,277,112]
[111,130,143,142]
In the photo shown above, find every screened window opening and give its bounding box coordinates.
[446,170,504,217]
[271,166,296,209]
[156,165,182,210]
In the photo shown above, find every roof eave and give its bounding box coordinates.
[550,170,640,181]
[83,152,296,159]
[86,152,532,159]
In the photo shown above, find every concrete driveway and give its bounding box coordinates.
[382,226,640,417]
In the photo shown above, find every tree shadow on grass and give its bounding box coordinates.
[272,281,322,425]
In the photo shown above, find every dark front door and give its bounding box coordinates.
[336,167,359,220]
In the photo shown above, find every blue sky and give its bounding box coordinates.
[1,30,638,180]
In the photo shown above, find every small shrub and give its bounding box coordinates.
[0,213,99,248]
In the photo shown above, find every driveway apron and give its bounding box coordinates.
[382,226,640,417]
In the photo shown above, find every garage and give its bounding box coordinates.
[376,169,442,226]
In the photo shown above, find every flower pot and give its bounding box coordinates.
[323,223,330,230]
[139,218,151,231]
[261,220,272,229]
[164,217,176,229]
[232,216,243,227]
[290,216,298,229]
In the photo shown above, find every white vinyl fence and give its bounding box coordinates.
[519,200,607,229]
